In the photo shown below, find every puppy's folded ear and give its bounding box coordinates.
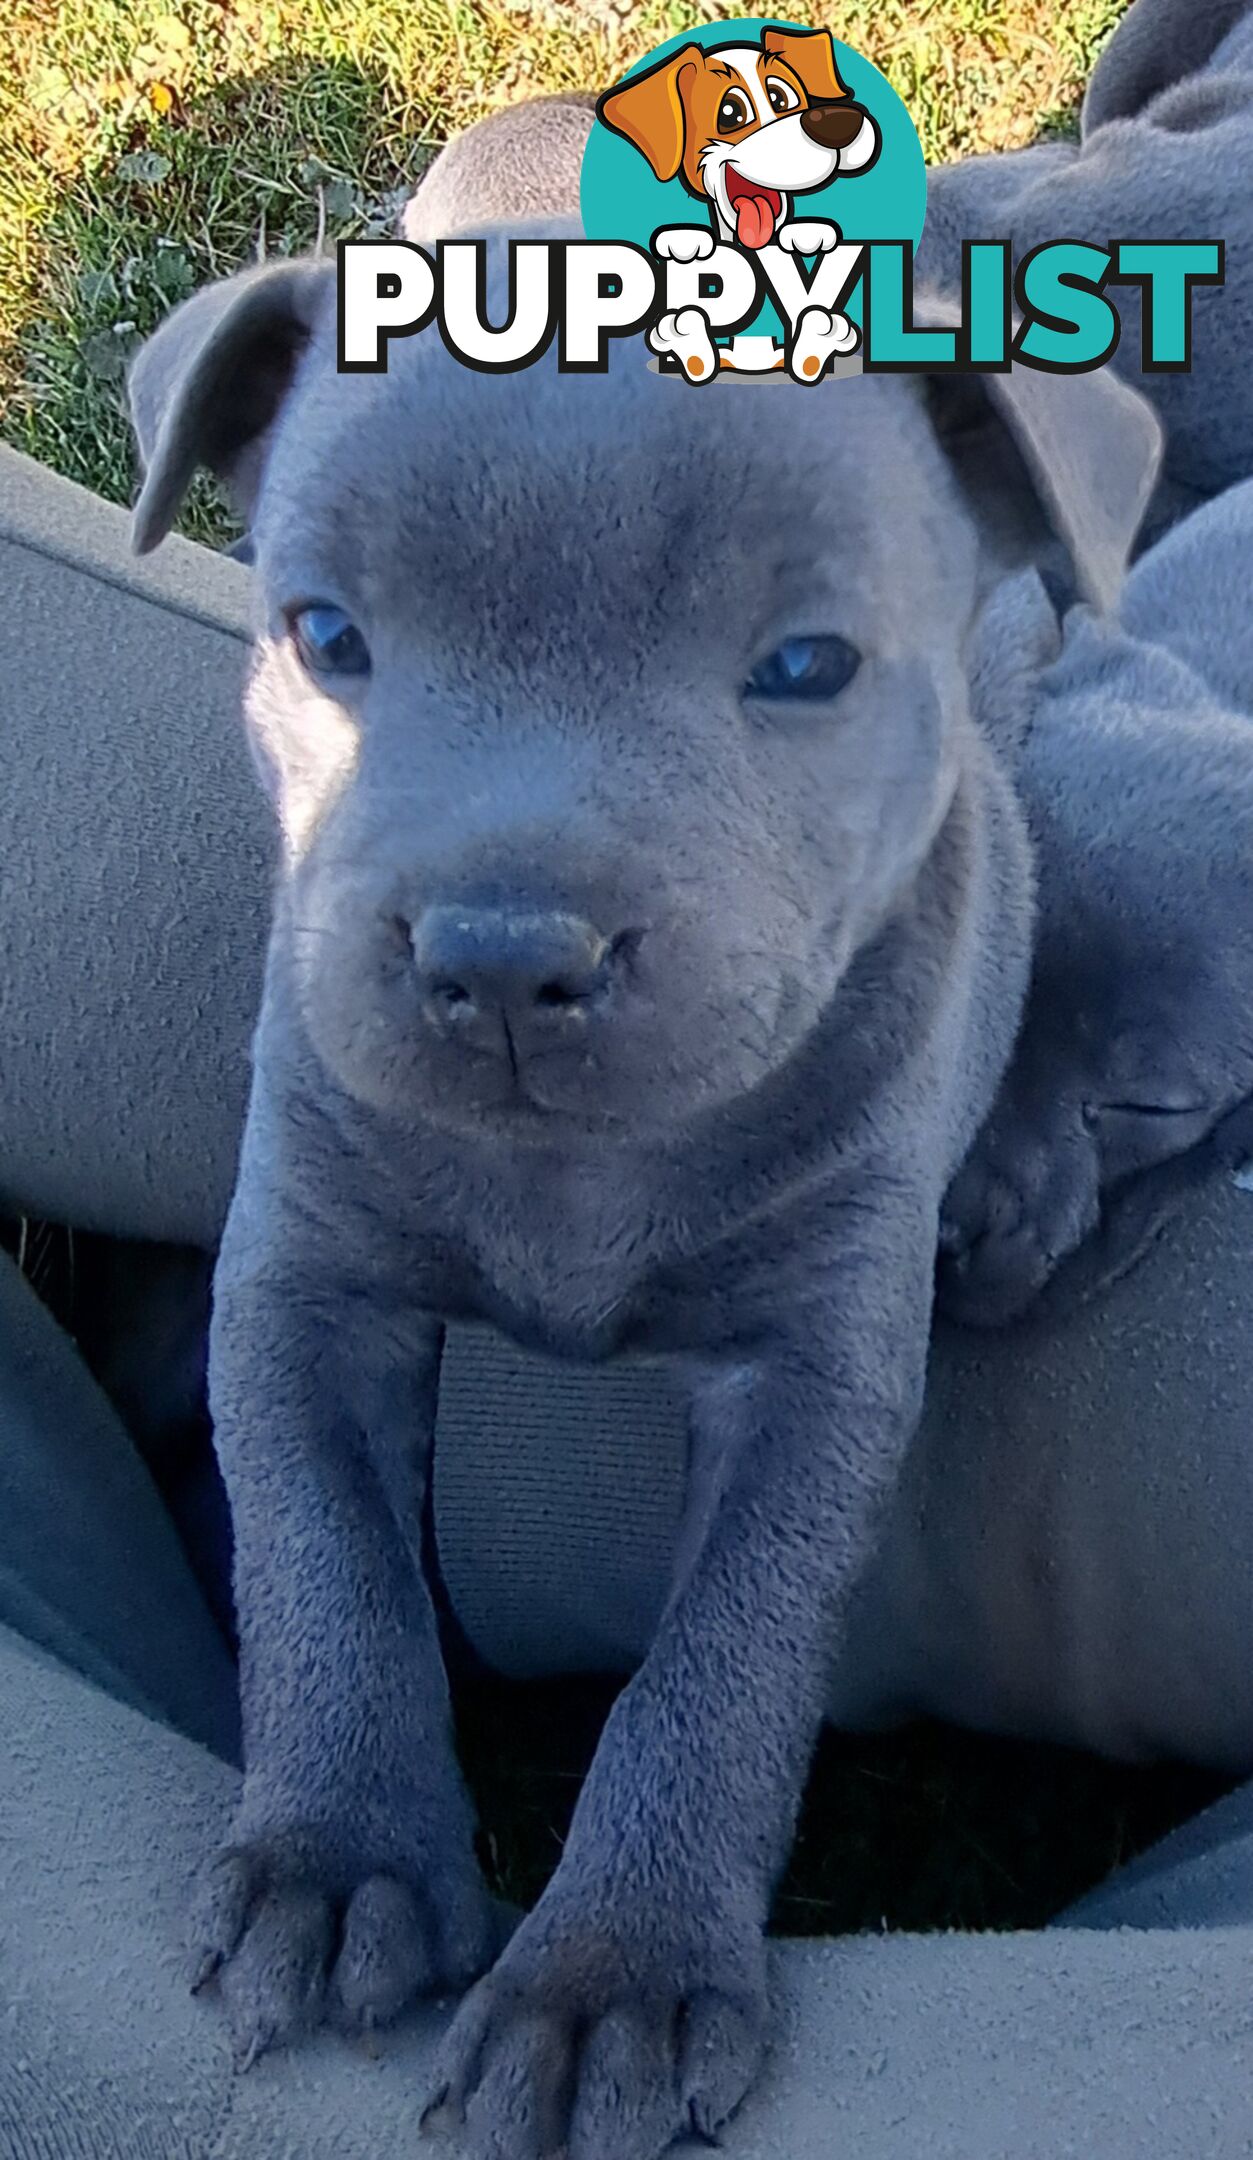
[966,568,1061,764]
[597,45,702,184]
[920,294,1163,612]
[128,257,334,554]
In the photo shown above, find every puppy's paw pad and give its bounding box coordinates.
[788,304,859,381]
[648,306,718,382]
[654,226,716,263]
[776,219,842,256]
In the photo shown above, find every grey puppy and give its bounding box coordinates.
[912,0,1253,1319]
[128,240,1156,2156]
[940,484,1253,1325]
[400,93,597,247]
[919,0,1253,519]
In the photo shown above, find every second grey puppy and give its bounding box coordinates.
[919,0,1253,509]
[941,481,1253,1325]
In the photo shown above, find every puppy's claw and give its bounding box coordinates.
[190,1950,221,1996]
[418,2081,457,2136]
[690,2100,725,2147]
[357,2006,382,2061]
[233,2025,273,2075]
[937,1212,966,1255]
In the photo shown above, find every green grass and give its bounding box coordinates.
[1,0,1128,540]
[6,0,1202,1938]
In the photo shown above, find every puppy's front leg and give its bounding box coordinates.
[194,1206,492,2061]
[428,1196,933,2160]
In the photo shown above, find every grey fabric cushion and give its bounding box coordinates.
[5,1617,1253,2160]
[0,447,269,1247]
[1066,1777,1253,1929]
[0,1245,237,1761]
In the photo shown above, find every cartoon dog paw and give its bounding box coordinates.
[776,219,843,257]
[648,306,718,382]
[788,304,860,382]
[653,226,717,264]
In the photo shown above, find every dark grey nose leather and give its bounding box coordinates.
[410,904,612,1052]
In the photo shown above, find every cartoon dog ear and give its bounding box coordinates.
[596,44,703,184]
[761,23,854,103]
[920,295,1163,612]
[128,257,334,553]
[762,26,879,170]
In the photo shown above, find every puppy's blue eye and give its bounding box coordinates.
[745,635,860,702]
[290,604,371,678]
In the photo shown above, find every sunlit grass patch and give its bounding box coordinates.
[1,0,1127,535]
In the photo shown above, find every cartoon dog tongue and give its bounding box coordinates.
[735,189,778,249]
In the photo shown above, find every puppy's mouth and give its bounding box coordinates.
[724,166,783,250]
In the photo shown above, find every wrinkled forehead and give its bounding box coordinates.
[258,323,953,656]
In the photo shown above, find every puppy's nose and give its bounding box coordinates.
[409,905,615,1056]
[800,100,867,150]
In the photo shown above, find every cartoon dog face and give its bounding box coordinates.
[598,25,880,249]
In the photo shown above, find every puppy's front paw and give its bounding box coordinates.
[776,218,842,256]
[190,1826,495,2065]
[939,1148,1084,1327]
[653,225,716,263]
[423,1887,767,2160]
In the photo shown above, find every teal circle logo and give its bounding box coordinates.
[581,18,925,365]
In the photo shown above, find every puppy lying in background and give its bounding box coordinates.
[127,216,1156,2158]
[401,92,597,246]
[919,0,1253,512]
[940,482,1253,1325]
[914,0,1253,1320]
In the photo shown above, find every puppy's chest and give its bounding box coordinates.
[414,1154,815,1363]
[439,1176,673,1360]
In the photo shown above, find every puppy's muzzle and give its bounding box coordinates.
[408,904,636,1063]
[800,101,870,150]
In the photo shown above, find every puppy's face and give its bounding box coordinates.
[245,302,977,1145]
[599,29,879,249]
